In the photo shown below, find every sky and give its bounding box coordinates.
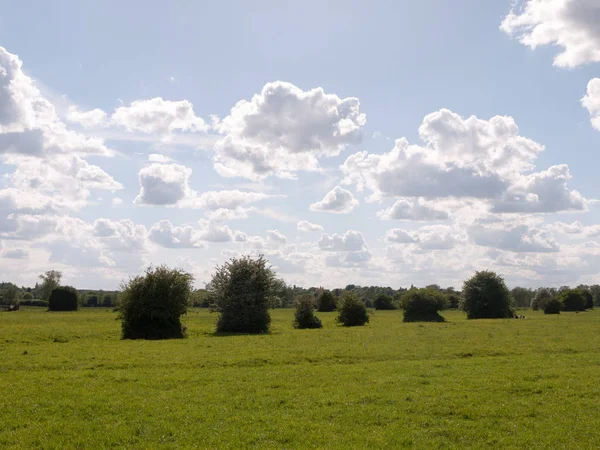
[1,0,600,290]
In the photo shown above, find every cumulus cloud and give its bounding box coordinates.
[469,222,559,253]
[112,98,207,134]
[341,108,586,214]
[385,228,417,244]
[377,198,449,221]
[318,230,366,252]
[2,246,29,259]
[213,81,366,180]
[310,186,359,214]
[297,220,324,232]
[582,78,600,131]
[134,163,193,205]
[148,220,204,248]
[500,0,600,68]
[66,106,108,128]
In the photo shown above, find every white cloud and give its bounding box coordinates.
[112,197,123,206]
[469,222,559,253]
[385,228,417,244]
[112,97,208,134]
[550,221,600,238]
[341,109,586,214]
[213,81,366,180]
[310,186,359,214]
[318,230,366,252]
[297,220,324,232]
[500,0,600,68]
[582,78,600,131]
[148,220,204,248]
[134,163,193,205]
[266,229,287,246]
[66,106,108,128]
[148,153,172,163]
[2,245,29,259]
[377,198,449,221]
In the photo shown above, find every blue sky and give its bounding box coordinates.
[1,0,599,290]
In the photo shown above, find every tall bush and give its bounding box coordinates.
[581,290,594,310]
[400,288,446,322]
[48,286,79,311]
[462,271,514,319]
[336,291,369,327]
[544,298,562,315]
[316,291,336,312]
[118,265,193,340]
[560,289,585,312]
[209,255,274,334]
[373,293,396,310]
[531,288,553,311]
[293,295,323,329]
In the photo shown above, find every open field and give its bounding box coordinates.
[1,308,600,449]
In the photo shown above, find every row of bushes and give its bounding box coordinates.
[532,288,593,315]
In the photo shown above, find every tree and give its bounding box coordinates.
[293,295,323,329]
[544,298,562,315]
[336,291,369,327]
[400,288,446,322]
[87,295,98,307]
[39,270,62,301]
[462,271,514,319]
[4,285,21,305]
[316,290,336,312]
[102,295,113,307]
[209,255,274,334]
[118,265,193,340]
[559,289,585,312]
[22,292,33,300]
[511,287,535,308]
[445,292,461,309]
[531,288,553,311]
[373,293,396,310]
[581,289,594,310]
[48,286,79,311]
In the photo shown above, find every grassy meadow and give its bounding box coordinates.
[1,307,600,449]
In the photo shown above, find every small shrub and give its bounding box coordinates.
[373,293,396,310]
[544,298,562,314]
[336,291,369,327]
[48,286,79,312]
[531,288,553,311]
[316,291,336,312]
[462,271,514,319]
[560,289,585,312]
[209,255,274,334]
[119,265,193,340]
[293,295,323,329]
[400,288,446,322]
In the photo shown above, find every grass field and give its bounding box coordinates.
[1,307,600,449]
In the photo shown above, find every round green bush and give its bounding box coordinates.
[22,292,33,300]
[210,255,274,334]
[531,288,553,311]
[336,292,369,327]
[543,298,562,315]
[559,289,585,312]
[316,291,336,312]
[48,286,79,311]
[462,271,514,319]
[581,290,594,310]
[118,265,193,340]
[373,293,396,310]
[400,288,446,322]
[293,295,323,329]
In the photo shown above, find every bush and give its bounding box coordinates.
[336,291,369,327]
[544,298,562,315]
[316,291,336,312]
[445,293,461,309]
[373,293,396,310]
[293,295,323,329]
[19,299,49,307]
[118,265,193,340]
[210,255,274,334]
[581,290,594,310]
[560,289,585,312]
[462,271,514,319]
[400,288,446,322]
[48,286,79,311]
[22,292,33,300]
[531,288,553,311]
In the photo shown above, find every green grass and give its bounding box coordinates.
[1,307,600,449]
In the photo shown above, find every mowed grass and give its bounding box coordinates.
[1,308,600,449]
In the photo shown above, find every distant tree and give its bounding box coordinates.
[119,265,193,340]
[511,287,535,308]
[102,295,113,307]
[462,271,514,319]
[445,292,461,309]
[22,292,33,300]
[400,288,446,322]
[373,293,396,310]
[336,291,369,327]
[48,286,79,311]
[87,295,98,307]
[39,270,62,301]
[580,289,594,310]
[316,291,337,312]
[531,288,553,311]
[190,289,211,308]
[4,285,21,305]
[344,284,357,291]
[543,298,563,315]
[209,255,274,334]
[293,295,323,329]
[590,285,600,307]
[560,289,585,312]
[425,284,441,291]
